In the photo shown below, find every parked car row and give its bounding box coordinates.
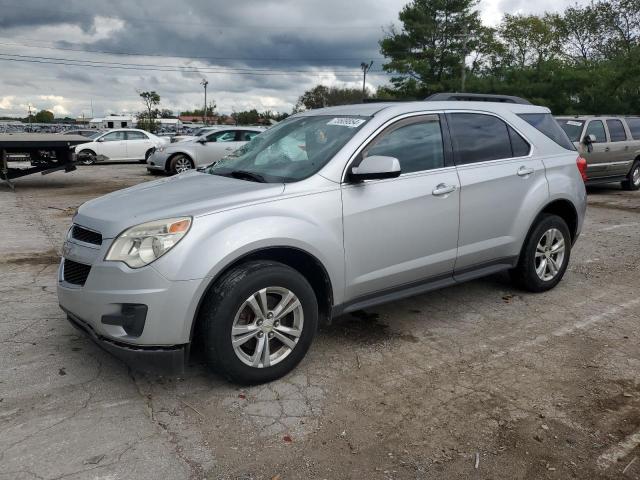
[556,116,640,190]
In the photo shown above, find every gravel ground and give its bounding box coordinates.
[1,165,639,480]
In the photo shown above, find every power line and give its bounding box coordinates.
[0,39,388,63]
[0,53,392,77]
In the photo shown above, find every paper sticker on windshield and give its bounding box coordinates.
[566,121,582,126]
[327,117,366,128]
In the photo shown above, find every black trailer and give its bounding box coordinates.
[0,133,88,190]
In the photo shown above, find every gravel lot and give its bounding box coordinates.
[1,165,639,480]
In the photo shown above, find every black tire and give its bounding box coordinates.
[169,154,194,175]
[621,160,640,191]
[140,149,153,164]
[78,150,96,165]
[199,260,318,385]
[510,214,571,293]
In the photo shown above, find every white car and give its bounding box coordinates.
[147,126,265,174]
[74,129,169,164]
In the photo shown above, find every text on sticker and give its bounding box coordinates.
[327,118,366,128]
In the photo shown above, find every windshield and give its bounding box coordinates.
[556,118,585,142]
[206,115,370,182]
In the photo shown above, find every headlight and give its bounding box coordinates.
[156,146,165,153]
[105,217,191,268]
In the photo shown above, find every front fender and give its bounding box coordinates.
[152,188,345,303]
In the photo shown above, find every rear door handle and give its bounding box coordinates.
[604,147,610,152]
[225,147,233,151]
[432,183,457,196]
[517,166,534,177]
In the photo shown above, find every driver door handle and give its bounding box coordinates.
[517,166,534,177]
[432,183,457,196]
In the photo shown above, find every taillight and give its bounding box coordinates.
[576,156,588,181]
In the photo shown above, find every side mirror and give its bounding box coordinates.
[349,155,401,182]
[582,134,595,153]
[96,137,104,142]
[197,136,208,144]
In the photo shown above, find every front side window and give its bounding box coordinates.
[447,113,512,164]
[363,117,444,174]
[606,119,627,142]
[101,131,126,142]
[207,115,369,183]
[585,120,606,142]
[208,130,236,142]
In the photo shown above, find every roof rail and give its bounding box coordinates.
[425,92,532,105]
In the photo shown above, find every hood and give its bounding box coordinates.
[74,171,285,238]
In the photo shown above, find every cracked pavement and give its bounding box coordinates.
[1,166,639,479]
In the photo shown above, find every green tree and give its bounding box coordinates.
[137,91,161,132]
[379,0,485,97]
[295,85,369,111]
[34,109,54,123]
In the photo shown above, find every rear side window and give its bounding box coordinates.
[585,120,606,142]
[365,116,444,173]
[606,119,627,142]
[447,113,512,164]
[626,118,640,140]
[518,113,576,150]
[126,131,147,140]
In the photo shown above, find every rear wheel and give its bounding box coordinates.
[169,154,193,175]
[510,214,571,292]
[199,260,318,384]
[621,160,640,191]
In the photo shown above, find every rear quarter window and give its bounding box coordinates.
[518,113,576,151]
[627,118,640,140]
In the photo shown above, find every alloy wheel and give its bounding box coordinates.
[174,156,193,173]
[535,228,566,281]
[231,287,304,368]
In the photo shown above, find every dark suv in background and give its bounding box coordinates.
[556,116,640,190]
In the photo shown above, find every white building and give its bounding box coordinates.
[89,116,135,129]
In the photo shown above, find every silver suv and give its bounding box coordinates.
[556,116,640,190]
[58,96,587,384]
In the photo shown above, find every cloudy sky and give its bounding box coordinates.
[0,0,589,119]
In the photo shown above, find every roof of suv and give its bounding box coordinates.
[297,101,549,118]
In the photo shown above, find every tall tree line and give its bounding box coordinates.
[379,0,640,114]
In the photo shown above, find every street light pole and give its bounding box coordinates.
[201,79,209,125]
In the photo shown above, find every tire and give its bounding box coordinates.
[169,154,194,175]
[140,149,153,164]
[510,214,571,293]
[77,150,96,165]
[621,160,640,191]
[199,260,318,385]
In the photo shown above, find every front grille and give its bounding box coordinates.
[71,225,102,245]
[63,259,91,286]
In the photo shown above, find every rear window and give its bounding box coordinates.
[518,114,576,150]
[556,119,584,142]
[627,118,640,140]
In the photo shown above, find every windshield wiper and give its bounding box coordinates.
[229,170,266,183]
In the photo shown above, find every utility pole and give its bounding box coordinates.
[360,61,373,101]
[28,103,33,131]
[200,79,209,125]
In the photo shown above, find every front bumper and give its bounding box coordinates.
[146,151,170,171]
[63,308,187,374]
[57,235,206,374]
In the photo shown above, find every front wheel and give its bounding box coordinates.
[621,160,640,191]
[199,260,318,384]
[77,150,96,165]
[510,214,571,292]
[169,154,193,175]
